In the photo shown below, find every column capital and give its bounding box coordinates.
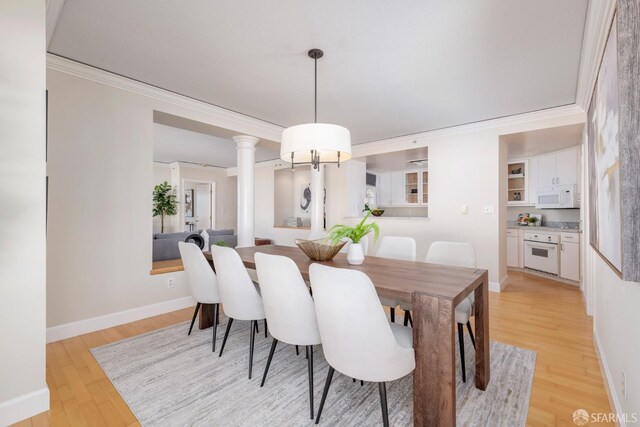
[233,135,259,150]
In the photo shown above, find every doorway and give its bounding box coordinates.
[183,179,216,232]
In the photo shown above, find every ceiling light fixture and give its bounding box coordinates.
[280,49,352,170]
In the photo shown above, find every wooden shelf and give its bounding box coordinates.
[508,174,525,179]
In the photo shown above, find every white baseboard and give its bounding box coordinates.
[0,387,49,427]
[46,296,196,343]
[593,326,626,427]
[489,275,508,293]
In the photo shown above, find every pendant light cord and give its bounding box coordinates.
[314,55,318,123]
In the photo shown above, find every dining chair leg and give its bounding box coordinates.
[260,338,278,387]
[315,366,335,425]
[218,318,234,357]
[295,345,299,356]
[305,345,309,359]
[378,382,389,427]
[466,320,476,348]
[211,303,219,352]
[403,310,411,327]
[307,345,314,419]
[188,302,201,335]
[249,320,256,379]
[360,380,364,386]
[458,323,466,383]
[254,321,259,335]
[390,307,395,323]
[264,319,268,338]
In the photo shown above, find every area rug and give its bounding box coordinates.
[91,317,536,426]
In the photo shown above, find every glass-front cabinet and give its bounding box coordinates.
[377,168,429,207]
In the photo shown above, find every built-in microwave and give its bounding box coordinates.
[535,184,579,209]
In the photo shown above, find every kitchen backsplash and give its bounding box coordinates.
[507,206,580,225]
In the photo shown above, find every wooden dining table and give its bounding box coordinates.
[203,245,490,426]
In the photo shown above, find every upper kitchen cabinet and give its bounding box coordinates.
[377,169,428,207]
[507,159,529,205]
[377,173,392,207]
[537,147,579,189]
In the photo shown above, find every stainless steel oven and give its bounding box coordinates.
[523,232,559,275]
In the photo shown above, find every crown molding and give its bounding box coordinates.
[46,54,284,142]
[352,104,585,158]
[575,0,617,110]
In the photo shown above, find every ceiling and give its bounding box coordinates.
[365,147,428,173]
[50,1,588,144]
[502,123,584,159]
[153,121,279,167]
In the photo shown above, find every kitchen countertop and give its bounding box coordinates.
[507,225,581,233]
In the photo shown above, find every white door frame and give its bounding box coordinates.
[181,179,216,232]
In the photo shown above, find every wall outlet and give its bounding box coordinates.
[167,277,174,288]
[483,205,495,214]
[461,205,468,215]
[622,370,627,400]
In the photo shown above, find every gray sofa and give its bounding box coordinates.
[152,229,237,262]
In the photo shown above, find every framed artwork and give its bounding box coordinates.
[588,5,640,282]
[184,189,194,218]
[588,17,622,275]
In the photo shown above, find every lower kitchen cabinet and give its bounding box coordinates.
[507,229,519,267]
[560,232,580,282]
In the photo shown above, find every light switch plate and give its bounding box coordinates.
[461,205,468,215]
[483,205,495,214]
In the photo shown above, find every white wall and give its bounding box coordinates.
[0,0,49,424]
[45,61,268,329]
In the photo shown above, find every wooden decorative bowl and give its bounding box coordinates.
[295,238,347,261]
[370,209,385,217]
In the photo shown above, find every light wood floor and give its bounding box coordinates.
[15,271,611,426]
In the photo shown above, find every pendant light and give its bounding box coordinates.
[280,49,352,170]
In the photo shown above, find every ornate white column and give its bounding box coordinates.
[310,164,325,235]
[234,135,259,247]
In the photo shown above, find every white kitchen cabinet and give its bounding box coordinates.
[560,232,580,282]
[537,153,557,188]
[555,147,579,186]
[377,170,428,207]
[390,172,406,206]
[507,229,519,267]
[377,173,391,207]
[508,159,529,206]
[536,147,579,189]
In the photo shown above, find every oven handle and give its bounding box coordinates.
[524,242,558,251]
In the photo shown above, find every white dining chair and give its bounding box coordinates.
[210,245,266,379]
[375,236,416,323]
[401,241,477,382]
[310,264,415,427]
[178,242,222,352]
[255,253,321,419]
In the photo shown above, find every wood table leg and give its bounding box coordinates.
[199,304,215,329]
[412,293,456,426]
[474,271,490,390]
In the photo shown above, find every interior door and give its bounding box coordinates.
[537,153,557,188]
[195,183,212,230]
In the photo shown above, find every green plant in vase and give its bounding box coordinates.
[152,181,177,233]
[327,211,380,265]
[527,216,539,226]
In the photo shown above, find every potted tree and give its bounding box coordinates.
[327,211,380,265]
[152,181,177,233]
